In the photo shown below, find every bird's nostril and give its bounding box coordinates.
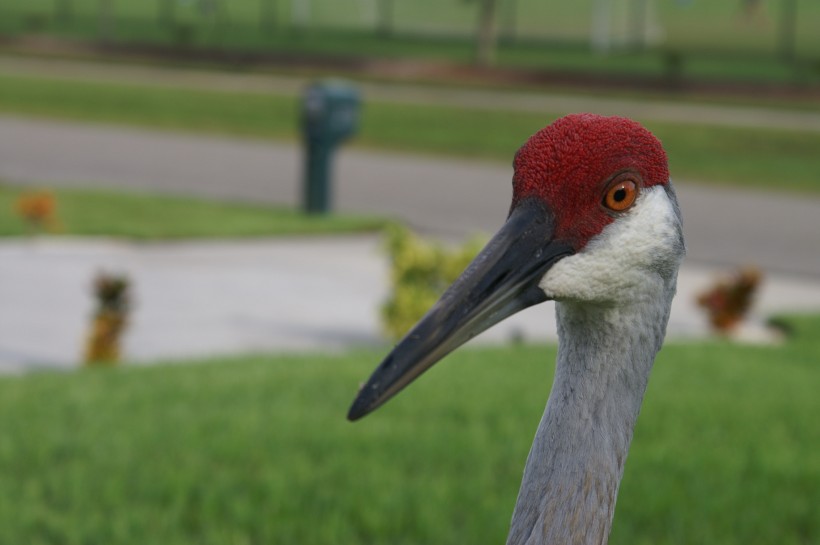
[484,270,511,294]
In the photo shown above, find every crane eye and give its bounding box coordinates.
[603,179,638,212]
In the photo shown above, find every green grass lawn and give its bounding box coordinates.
[2,72,820,195]
[0,184,385,239]
[4,0,820,54]
[0,314,818,544]
[1,0,819,86]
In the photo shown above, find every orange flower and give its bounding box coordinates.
[15,190,60,232]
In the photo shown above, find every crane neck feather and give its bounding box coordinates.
[506,291,675,545]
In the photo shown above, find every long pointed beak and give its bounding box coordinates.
[348,198,573,421]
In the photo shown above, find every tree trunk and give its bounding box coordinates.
[377,0,393,36]
[158,0,175,26]
[500,0,517,44]
[260,0,277,31]
[475,0,499,66]
[778,0,798,61]
[55,0,73,23]
[98,0,115,42]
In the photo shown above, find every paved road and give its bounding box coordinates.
[2,115,819,278]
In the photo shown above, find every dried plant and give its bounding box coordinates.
[84,273,131,366]
[697,266,762,334]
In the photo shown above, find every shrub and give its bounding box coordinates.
[381,224,484,340]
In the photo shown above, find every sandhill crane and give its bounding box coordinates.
[348,113,685,545]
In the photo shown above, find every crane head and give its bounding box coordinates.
[348,114,684,421]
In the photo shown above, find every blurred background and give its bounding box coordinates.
[0,1,818,544]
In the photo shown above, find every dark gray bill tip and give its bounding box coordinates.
[347,396,370,421]
[347,355,395,421]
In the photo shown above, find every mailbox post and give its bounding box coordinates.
[301,81,360,214]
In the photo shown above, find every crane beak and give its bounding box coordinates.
[348,198,573,421]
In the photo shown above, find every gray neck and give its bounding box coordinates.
[506,294,673,545]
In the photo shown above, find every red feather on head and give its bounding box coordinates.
[511,114,669,251]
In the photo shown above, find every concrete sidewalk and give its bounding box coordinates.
[3,236,820,373]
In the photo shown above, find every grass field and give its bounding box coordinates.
[0,1,819,85]
[0,184,385,239]
[2,72,820,195]
[0,314,818,544]
[2,0,819,55]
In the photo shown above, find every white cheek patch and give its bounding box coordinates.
[539,185,683,304]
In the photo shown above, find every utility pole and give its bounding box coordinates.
[591,0,612,53]
[291,0,310,29]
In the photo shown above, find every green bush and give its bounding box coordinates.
[381,224,485,339]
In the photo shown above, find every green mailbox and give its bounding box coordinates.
[301,81,361,214]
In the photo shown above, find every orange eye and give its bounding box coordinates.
[604,179,638,212]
